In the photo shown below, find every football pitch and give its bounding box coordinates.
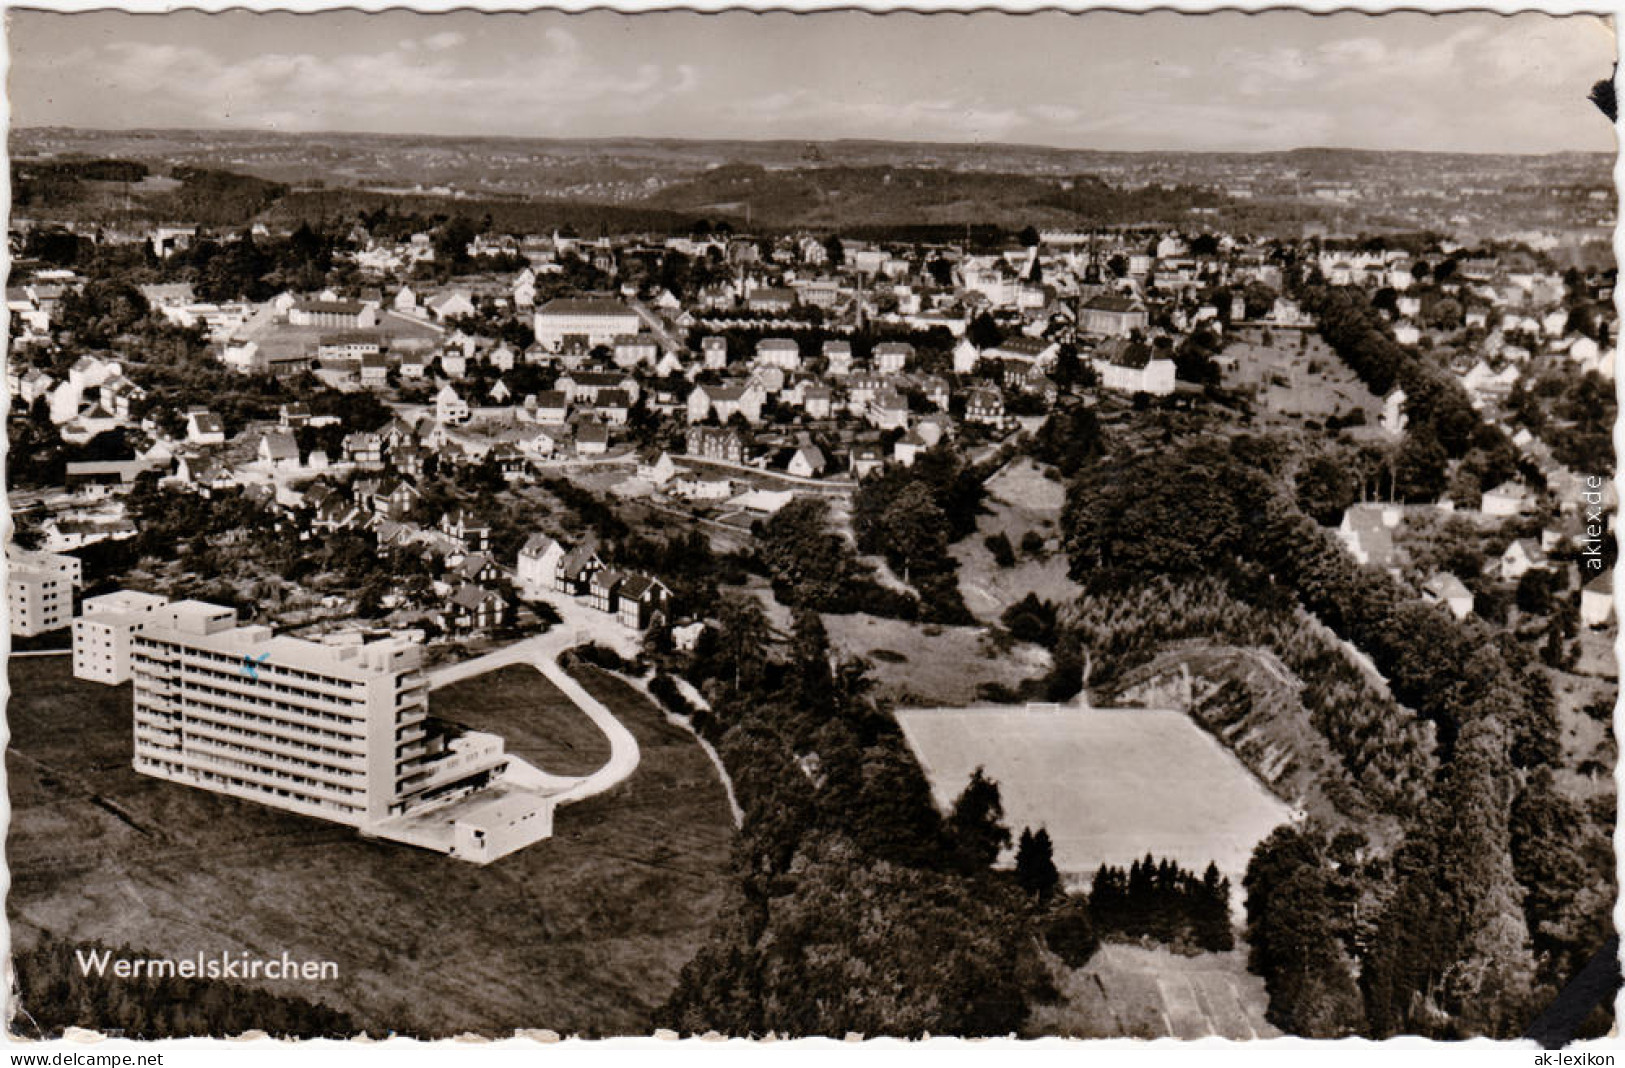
[894,705,1296,886]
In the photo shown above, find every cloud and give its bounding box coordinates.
[82,30,699,134]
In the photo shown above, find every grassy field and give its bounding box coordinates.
[1224,332,1382,423]
[7,656,735,1037]
[894,706,1295,887]
[754,593,1052,707]
[953,457,1083,624]
[434,664,610,777]
[1030,944,1278,1040]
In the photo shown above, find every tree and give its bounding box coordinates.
[984,532,1016,569]
[1014,827,1060,902]
[823,233,846,268]
[878,482,948,583]
[1044,898,1099,966]
[1018,225,1041,248]
[967,312,1003,351]
[948,767,1011,872]
[714,594,772,692]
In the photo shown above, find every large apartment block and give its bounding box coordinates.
[126,599,503,829]
[532,298,640,351]
[73,590,174,683]
[8,546,82,637]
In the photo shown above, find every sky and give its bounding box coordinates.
[7,8,1617,153]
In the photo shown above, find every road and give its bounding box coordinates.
[427,626,640,807]
[628,298,687,353]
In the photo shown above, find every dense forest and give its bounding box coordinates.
[1047,293,1611,1037]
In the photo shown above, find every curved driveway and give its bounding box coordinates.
[428,632,641,806]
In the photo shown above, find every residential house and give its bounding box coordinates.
[535,390,569,424]
[1580,570,1615,627]
[687,426,748,465]
[516,535,566,598]
[441,510,492,554]
[701,336,729,371]
[1095,340,1176,396]
[688,381,765,425]
[185,409,226,445]
[804,386,834,420]
[868,389,911,431]
[437,385,472,426]
[894,430,929,468]
[1078,293,1149,337]
[755,338,802,371]
[555,539,605,595]
[612,335,658,370]
[849,442,885,479]
[823,340,854,376]
[588,569,624,614]
[443,584,506,634]
[1337,503,1403,571]
[372,477,422,521]
[874,342,915,374]
[788,445,827,479]
[1499,539,1549,582]
[965,388,1006,427]
[258,431,300,470]
[1422,573,1474,620]
[616,575,671,630]
[1481,481,1535,519]
[593,389,631,427]
[576,423,611,456]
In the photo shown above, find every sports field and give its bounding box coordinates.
[894,705,1295,886]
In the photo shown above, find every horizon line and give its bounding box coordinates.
[12,124,1614,160]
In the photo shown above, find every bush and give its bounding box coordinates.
[1044,899,1099,968]
[567,642,639,674]
[985,532,1017,568]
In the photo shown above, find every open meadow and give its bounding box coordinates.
[894,705,1296,887]
[7,656,735,1037]
[1030,944,1278,1040]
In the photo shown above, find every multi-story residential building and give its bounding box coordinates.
[72,590,172,683]
[8,546,82,636]
[288,299,377,330]
[687,426,748,465]
[125,600,506,829]
[755,338,802,371]
[533,298,640,351]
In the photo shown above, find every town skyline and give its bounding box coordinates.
[9,8,1616,153]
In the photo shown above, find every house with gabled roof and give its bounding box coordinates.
[555,538,605,595]
[442,583,506,634]
[1581,570,1615,628]
[1422,573,1474,620]
[788,444,828,479]
[1337,503,1403,572]
[258,431,300,470]
[517,534,566,598]
[185,409,226,446]
[617,574,671,630]
[441,509,491,553]
[1499,538,1549,582]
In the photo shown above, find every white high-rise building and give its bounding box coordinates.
[128,601,504,829]
[72,590,173,683]
[8,546,82,637]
